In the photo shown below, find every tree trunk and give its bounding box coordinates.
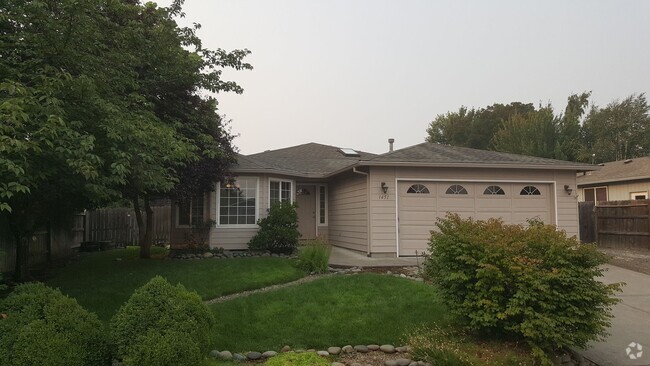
[133,194,154,259]
[13,233,29,282]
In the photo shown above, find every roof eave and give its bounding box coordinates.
[230,167,329,179]
[577,175,650,187]
[358,161,597,171]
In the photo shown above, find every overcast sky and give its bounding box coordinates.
[159,0,650,155]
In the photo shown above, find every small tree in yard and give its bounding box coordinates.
[424,214,621,364]
[249,202,301,254]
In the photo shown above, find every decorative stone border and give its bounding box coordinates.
[209,344,431,366]
[169,250,295,260]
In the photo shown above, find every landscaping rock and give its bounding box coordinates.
[317,351,330,357]
[233,353,246,362]
[396,359,411,366]
[384,361,398,366]
[263,351,277,358]
[219,351,233,360]
[368,344,380,351]
[342,345,354,353]
[395,346,408,353]
[380,344,395,353]
[307,349,316,353]
[354,345,369,353]
[351,363,362,366]
[409,362,418,366]
[247,351,262,360]
[210,350,220,358]
[281,345,292,352]
[328,346,342,355]
[203,252,214,258]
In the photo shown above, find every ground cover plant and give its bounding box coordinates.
[297,238,332,274]
[209,273,448,351]
[0,283,111,366]
[111,276,214,366]
[46,247,305,321]
[424,214,621,364]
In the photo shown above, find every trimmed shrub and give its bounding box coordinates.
[110,276,215,366]
[265,352,330,366]
[424,214,621,363]
[249,201,301,254]
[0,282,111,366]
[297,238,332,273]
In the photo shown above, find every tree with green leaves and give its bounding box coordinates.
[492,105,558,158]
[580,93,649,163]
[1,0,249,279]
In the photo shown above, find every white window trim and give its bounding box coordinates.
[175,196,203,228]
[318,184,328,226]
[216,177,260,228]
[268,178,295,207]
[583,186,608,202]
[630,191,648,200]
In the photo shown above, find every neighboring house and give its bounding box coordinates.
[577,157,650,202]
[171,141,594,257]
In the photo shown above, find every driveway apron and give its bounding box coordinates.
[581,265,650,366]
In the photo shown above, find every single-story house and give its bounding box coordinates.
[577,157,650,202]
[171,141,594,257]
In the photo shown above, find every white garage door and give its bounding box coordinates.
[397,181,553,256]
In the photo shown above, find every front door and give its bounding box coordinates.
[296,185,316,240]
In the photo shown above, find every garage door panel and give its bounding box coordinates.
[398,181,554,256]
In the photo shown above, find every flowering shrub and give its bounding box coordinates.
[424,214,621,363]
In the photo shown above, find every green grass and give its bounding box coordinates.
[46,247,305,321]
[209,273,449,352]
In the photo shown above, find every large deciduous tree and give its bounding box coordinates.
[1,0,249,279]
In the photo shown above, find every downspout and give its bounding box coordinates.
[352,167,371,256]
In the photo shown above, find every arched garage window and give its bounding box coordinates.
[520,186,541,195]
[484,185,505,195]
[445,184,468,195]
[407,184,430,194]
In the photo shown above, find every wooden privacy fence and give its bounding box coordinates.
[0,214,85,272]
[85,206,171,246]
[579,199,650,250]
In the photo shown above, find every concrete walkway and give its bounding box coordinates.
[328,246,421,267]
[581,265,650,366]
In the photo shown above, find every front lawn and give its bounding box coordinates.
[209,273,449,352]
[46,247,305,321]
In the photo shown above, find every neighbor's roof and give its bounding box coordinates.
[577,156,650,186]
[232,142,596,178]
[232,142,376,178]
[360,142,596,170]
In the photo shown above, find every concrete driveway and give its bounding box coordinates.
[581,265,650,366]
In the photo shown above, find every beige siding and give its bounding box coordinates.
[578,181,650,201]
[369,167,580,255]
[328,171,369,252]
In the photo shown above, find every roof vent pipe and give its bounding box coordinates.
[388,138,395,152]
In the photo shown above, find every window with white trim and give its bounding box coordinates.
[407,184,430,194]
[446,184,468,195]
[318,185,328,225]
[631,191,648,200]
[520,186,541,196]
[218,177,258,225]
[177,196,204,227]
[270,179,293,206]
[583,186,607,202]
[484,185,505,195]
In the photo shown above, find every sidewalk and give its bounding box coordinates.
[328,246,420,267]
[581,265,650,366]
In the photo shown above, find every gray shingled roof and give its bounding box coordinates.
[232,142,376,178]
[577,156,650,185]
[362,142,595,170]
[232,141,595,177]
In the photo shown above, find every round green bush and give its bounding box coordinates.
[424,214,621,363]
[110,276,215,366]
[0,282,111,366]
[249,202,300,254]
[265,352,330,366]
